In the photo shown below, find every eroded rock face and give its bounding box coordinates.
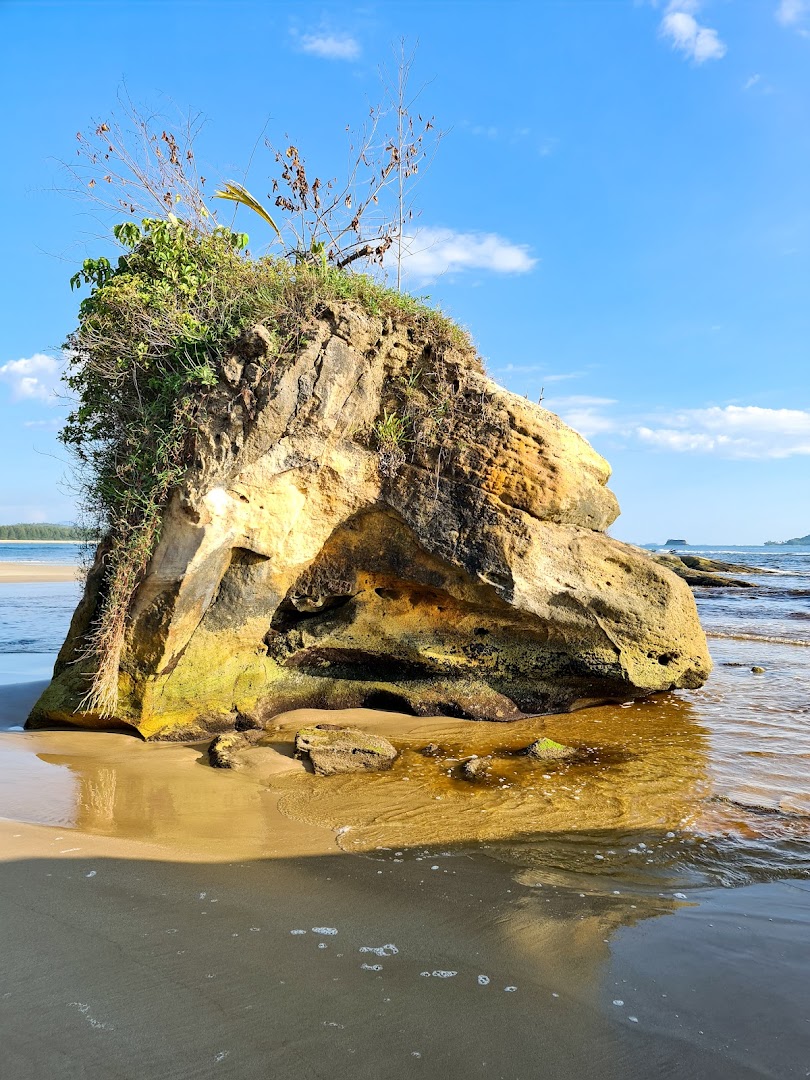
[29,302,711,738]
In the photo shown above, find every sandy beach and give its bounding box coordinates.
[2,548,809,1078]
[2,670,810,1078]
[1,752,808,1079]
[0,561,80,583]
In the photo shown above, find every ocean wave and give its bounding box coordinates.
[706,631,810,647]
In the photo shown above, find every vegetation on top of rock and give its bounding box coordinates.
[64,213,471,717]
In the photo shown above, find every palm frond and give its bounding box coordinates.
[214,181,282,241]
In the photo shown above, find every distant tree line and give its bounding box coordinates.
[0,523,96,540]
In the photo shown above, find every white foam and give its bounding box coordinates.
[312,927,338,935]
[360,944,399,957]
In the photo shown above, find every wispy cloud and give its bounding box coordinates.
[543,395,810,458]
[494,365,582,383]
[0,353,62,404]
[401,227,537,281]
[776,0,809,27]
[637,406,810,458]
[23,418,62,429]
[463,122,556,157]
[743,73,761,90]
[659,2,727,63]
[542,396,619,438]
[294,31,361,61]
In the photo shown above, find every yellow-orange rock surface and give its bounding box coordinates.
[30,303,711,738]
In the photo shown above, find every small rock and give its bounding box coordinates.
[221,354,244,386]
[751,666,765,674]
[237,323,274,360]
[461,756,492,781]
[522,738,576,762]
[420,743,442,757]
[294,725,398,776]
[208,729,262,768]
[243,363,263,388]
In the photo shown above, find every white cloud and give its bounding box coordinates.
[637,406,810,458]
[660,3,727,62]
[296,32,361,60]
[743,73,761,90]
[536,395,810,458]
[400,227,537,281]
[494,365,581,382]
[776,0,809,25]
[0,354,62,404]
[542,396,619,438]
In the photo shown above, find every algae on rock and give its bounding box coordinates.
[30,299,712,738]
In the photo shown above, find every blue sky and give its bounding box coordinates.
[1,0,808,544]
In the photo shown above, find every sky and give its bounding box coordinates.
[1,0,808,545]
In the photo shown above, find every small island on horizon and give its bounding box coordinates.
[764,533,810,547]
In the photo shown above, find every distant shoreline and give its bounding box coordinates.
[0,540,95,545]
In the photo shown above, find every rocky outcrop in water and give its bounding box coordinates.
[29,302,711,738]
[650,554,758,588]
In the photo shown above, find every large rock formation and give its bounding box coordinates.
[30,302,711,738]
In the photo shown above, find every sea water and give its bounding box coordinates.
[0,542,808,882]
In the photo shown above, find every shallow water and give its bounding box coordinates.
[2,545,809,1078]
[1,545,808,888]
[0,541,90,565]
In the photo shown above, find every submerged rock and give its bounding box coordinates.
[29,301,711,738]
[522,737,576,762]
[461,756,493,782]
[420,743,443,757]
[294,725,398,776]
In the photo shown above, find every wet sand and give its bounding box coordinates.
[2,817,808,1079]
[0,561,80,582]
[1,672,810,1078]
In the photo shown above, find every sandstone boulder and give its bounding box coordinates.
[294,725,398,775]
[29,301,711,738]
